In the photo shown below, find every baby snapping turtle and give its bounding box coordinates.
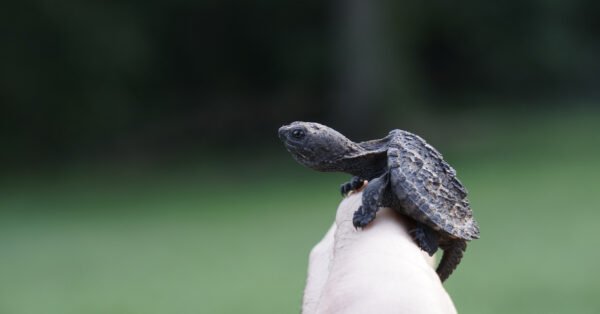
[278,121,479,282]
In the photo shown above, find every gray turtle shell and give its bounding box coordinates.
[387,130,480,240]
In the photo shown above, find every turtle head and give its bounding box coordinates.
[278,121,358,172]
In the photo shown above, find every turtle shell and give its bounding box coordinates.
[387,130,480,240]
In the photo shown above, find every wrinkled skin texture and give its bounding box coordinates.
[279,122,479,282]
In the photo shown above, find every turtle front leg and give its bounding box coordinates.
[352,173,388,228]
[340,176,366,196]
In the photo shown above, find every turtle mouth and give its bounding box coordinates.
[281,140,313,165]
[281,137,301,151]
[292,149,311,161]
[283,142,311,161]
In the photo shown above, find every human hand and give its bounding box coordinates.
[302,189,457,314]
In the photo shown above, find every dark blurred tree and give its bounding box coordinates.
[1,0,599,167]
[333,0,389,137]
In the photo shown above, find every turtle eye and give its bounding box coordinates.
[291,129,305,139]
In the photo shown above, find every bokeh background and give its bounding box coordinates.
[1,1,600,313]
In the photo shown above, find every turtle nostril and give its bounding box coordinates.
[278,126,288,140]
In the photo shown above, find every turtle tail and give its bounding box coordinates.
[436,239,467,282]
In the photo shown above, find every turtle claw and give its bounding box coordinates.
[352,206,376,228]
[341,177,366,196]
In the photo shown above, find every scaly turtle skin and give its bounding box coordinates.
[278,121,479,282]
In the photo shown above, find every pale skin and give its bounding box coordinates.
[302,187,457,314]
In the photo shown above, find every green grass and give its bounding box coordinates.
[1,111,599,313]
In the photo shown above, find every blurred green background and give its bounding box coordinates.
[1,1,600,313]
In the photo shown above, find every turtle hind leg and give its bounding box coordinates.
[340,176,365,196]
[352,174,388,228]
[436,239,467,282]
[411,223,439,256]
